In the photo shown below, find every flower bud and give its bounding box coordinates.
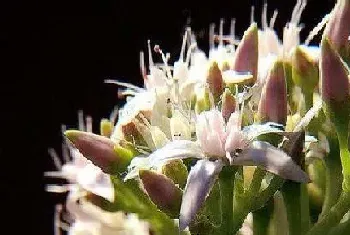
[231,23,258,84]
[100,119,113,137]
[162,160,188,188]
[258,60,287,125]
[324,0,350,51]
[320,38,350,105]
[291,46,319,92]
[320,37,350,135]
[206,61,224,102]
[64,130,119,174]
[139,170,182,217]
[221,88,236,121]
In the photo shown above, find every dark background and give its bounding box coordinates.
[1,0,334,234]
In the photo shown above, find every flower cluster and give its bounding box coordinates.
[46,0,350,234]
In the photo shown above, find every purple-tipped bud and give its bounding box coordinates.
[258,60,287,125]
[324,0,350,51]
[65,130,118,174]
[207,61,224,102]
[221,88,236,121]
[320,37,350,111]
[231,23,258,83]
[291,46,319,92]
[139,170,182,217]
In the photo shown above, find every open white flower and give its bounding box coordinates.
[125,109,310,230]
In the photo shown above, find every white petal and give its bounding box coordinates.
[233,141,310,183]
[179,160,223,230]
[77,164,114,202]
[242,122,284,141]
[170,110,191,141]
[149,140,204,165]
[125,140,204,180]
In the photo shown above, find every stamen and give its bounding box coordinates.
[304,13,330,45]
[186,27,192,51]
[140,51,146,77]
[48,148,62,170]
[147,40,154,67]
[185,43,197,66]
[46,185,72,193]
[294,0,307,24]
[262,2,268,30]
[179,30,188,62]
[219,18,224,47]
[291,0,307,24]
[61,125,70,163]
[154,45,172,79]
[54,204,63,235]
[85,116,92,133]
[269,9,278,29]
[251,6,255,24]
[293,99,322,132]
[230,18,236,42]
[109,105,119,126]
[291,0,302,23]
[78,110,85,131]
[44,171,66,178]
[104,79,144,92]
[209,23,215,50]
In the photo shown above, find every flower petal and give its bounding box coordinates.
[233,141,310,183]
[77,164,114,202]
[125,140,204,180]
[242,122,284,141]
[179,160,223,230]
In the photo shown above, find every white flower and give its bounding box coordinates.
[125,109,310,230]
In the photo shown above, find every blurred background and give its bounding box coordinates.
[1,0,334,234]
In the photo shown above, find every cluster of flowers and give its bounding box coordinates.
[46,0,350,234]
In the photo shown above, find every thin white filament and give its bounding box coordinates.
[48,148,62,170]
[304,13,330,45]
[78,110,85,131]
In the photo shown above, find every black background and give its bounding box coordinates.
[1,0,334,234]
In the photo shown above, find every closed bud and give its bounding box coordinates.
[221,88,236,121]
[206,61,224,102]
[320,38,350,105]
[231,23,258,84]
[320,37,350,128]
[258,60,287,125]
[100,119,113,137]
[291,46,319,92]
[324,0,350,51]
[64,130,118,174]
[139,170,182,217]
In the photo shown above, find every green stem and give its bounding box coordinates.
[306,193,350,235]
[281,181,310,235]
[248,167,266,195]
[303,91,314,114]
[253,198,274,235]
[334,116,350,191]
[329,210,350,235]
[320,137,342,218]
[231,176,285,234]
[338,133,350,192]
[219,166,235,235]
